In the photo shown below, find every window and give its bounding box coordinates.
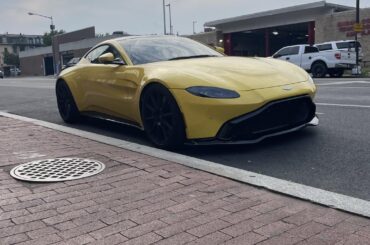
[85,45,109,63]
[304,46,319,54]
[336,41,361,50]
[85,45,125,64]
[276,46,299,57]
[316,44,332,51]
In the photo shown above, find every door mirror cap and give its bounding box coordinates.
[98,52,115,64]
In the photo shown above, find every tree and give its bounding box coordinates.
[43,29,65,46]
[3,49,19,66]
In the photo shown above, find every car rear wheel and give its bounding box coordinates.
[56,80,80,123]
[140,84,185,148]
[329,69,344,78]
[311,62,327,78]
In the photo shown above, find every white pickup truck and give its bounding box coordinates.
[272,44,357,78]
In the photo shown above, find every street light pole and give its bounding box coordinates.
[355,0,360,74]
[28,12,55,33]
[166,3,173,35]
[193,21,197,34]
[163,0,167,35]
[28,12,57,75]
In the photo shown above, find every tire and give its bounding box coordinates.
[56,80,80,123]
[311,62,327,78]
[329,69,344,78]
[140,84,185,148]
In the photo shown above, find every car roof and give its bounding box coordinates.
[113,35,185,42]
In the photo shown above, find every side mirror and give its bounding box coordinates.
[273,54,281,58]
[98,52,114,64]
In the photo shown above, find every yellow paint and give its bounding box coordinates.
[58,38,316,140]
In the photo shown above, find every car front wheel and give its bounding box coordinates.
[140,84,186,148]
[56,80,80,123]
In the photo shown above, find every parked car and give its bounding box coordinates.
[56,36,318,148]
[272,44,356,78]
[0,70,3,79]
[10,67,21,76]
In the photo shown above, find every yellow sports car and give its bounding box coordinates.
[56,36,318,148]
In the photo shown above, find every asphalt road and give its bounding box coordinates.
[1,76,370,201]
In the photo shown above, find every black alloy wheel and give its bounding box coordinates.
[56,80,80,123]
[311,62,327,78]
[141,84,185,148]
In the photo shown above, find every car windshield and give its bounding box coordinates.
[118,36,222,65]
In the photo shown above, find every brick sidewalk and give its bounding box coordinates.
[0,116,369,245]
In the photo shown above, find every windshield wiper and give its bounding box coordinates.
[168,55,218,61]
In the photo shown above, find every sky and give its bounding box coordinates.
[1,0,369,36]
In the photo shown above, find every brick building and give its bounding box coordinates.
[191,1,370,64]
[0,33,43,74]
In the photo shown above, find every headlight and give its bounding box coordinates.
[186,86,240,99]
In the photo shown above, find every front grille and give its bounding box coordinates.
[218,96,315,141]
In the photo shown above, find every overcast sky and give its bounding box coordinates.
[1,0,369,36]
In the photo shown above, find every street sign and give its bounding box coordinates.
[353,23,363,32]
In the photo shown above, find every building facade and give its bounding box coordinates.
[0,33,43,68]
[19,27,128,76]
[193,1,370,66]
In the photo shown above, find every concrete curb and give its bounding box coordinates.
[1,111,370,218]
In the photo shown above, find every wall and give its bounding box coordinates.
[185,31,223,47]
[20,55,48,76]
[315,8,370,63]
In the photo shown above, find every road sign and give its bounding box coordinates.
[353,23,363,32]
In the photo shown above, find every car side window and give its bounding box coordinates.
[85,45,110,63]
[105,46,126,64]
[304,46,319,54]
[289,46,299,55]
[277,47,299,57]
[275,48,289,57]
[85,45,126,65]
[316,44,332,51]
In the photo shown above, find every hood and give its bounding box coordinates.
[145,57,309,91]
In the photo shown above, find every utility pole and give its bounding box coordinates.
[355,0,360,74]
[163,0,167,35]
[166,3,173,35]
[193,21,197,34]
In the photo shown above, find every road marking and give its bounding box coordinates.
[316,112,325,115]
[317,81,370,86]
[317,102,370,109]
[1,111,370,218]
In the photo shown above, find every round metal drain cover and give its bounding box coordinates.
[10,158,105,182]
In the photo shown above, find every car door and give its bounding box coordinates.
[301,46,319,70]
[81,44,140,122]
[273,46,300,66]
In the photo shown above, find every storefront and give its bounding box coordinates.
[201,1,370,64]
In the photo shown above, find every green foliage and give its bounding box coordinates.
[3,49,19,66]
[43,29,65,46]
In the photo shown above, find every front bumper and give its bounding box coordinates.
[188,95,317,145]
[171,81,316,140]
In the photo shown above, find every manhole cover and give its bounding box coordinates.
[10,158,105,182]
